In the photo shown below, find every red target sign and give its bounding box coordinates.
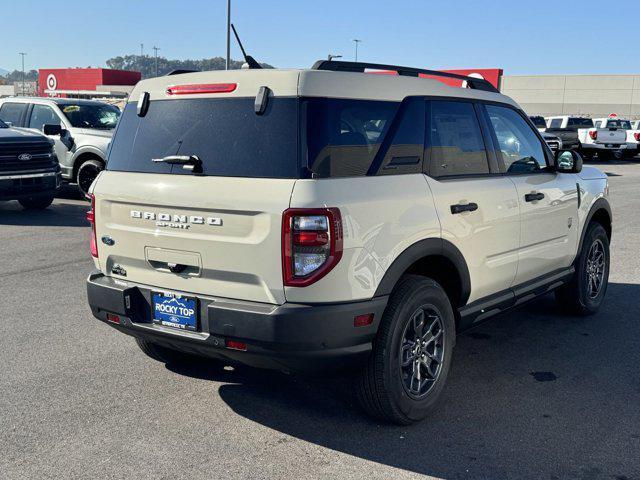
[46,74,57,91]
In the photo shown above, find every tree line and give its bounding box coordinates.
[0,55,273,85]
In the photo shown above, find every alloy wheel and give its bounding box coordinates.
[399,305,445,398]
[585,238,606,299]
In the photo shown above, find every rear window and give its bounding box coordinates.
[567,117,594,128]
[107,97,300,178]
[529,116,546,128]
[605,120,631,129]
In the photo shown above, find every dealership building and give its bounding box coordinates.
[500,74,640,119]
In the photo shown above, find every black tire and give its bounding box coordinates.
[555,223,610,315]
[135,338,205,365]
[76,158,103,198]
[18,195,54,210]
[357,275,456,425]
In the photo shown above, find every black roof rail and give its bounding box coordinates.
[165,69,199,76]
[311,60,499,93]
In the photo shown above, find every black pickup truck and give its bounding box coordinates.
[0,119,61,209]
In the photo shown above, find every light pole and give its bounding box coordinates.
[327,54,342,61]
[18,52,26,96]
[153,46,160,77]
[140,43,144,56]
[226,0,231,70]
[352,39,362,62]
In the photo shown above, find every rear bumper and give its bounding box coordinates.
[86,272,388,373]
[0,170,61,200]
[581,143,628,151]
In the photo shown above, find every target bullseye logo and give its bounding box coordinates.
[46,74,57,91]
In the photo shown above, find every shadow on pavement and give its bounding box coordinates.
[0,189,88,227]
[167,282,640,479]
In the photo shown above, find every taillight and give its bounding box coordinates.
[282,208,343,287]
[634,132,640,142]
[589,130,598,140]
[86,193,98,258]
[166,83,237,95]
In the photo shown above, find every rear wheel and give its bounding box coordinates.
[76,158,103,198]
[555,222,609,315]
[18,195,54,210]
[357,275,455,425]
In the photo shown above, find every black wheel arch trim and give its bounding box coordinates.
[577,197,612,258]
[373,238,472,306]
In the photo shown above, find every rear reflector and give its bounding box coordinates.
[354,313,374,327]
[225,340,247,351]
[166,83,237,95]
[106,313,121,325]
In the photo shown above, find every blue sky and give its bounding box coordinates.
[2,0,638,75]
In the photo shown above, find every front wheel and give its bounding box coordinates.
[357,275,456,425]
[18,195,54,210]
[555,223,610,315]
[76,158,103,198]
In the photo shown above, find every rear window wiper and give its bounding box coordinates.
[152,155,202,174]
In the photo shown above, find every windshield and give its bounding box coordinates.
[606,120,631,129]
[567,117,594,129]
[59,103,121,129]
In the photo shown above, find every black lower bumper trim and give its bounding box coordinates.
[87,272,388,372]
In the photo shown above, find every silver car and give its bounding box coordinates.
[0,97,120,195]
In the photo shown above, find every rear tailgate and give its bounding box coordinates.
[92,70,303,305]
[595,127,626,145]
[93,172,294,304]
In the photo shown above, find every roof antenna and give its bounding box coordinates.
[231,24,262,69]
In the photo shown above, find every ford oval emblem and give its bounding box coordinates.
[18,153,32,161]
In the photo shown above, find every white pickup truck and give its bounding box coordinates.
[546,115,629,160]
[593,117,639,158]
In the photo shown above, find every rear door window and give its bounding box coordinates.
[426,100,489,177]
[548,118,562,128]
[0,102,28,126]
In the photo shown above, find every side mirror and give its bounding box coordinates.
[43,124,62,136]
[554,149,582,174]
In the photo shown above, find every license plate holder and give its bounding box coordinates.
[152,292,198,332]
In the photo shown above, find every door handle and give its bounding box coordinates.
[450,202,478,214]
[524,192,545,202]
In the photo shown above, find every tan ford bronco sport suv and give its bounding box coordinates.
[86,61,611,425]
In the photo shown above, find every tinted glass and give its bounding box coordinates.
[28,104,61,131]
[0,102,28,125]
[107,98,299,178]
[486,105,547,174]
[605,119,631,129]
[530,116,546,128]
[304,98,398,177]
[548,118,562,128]
[594,120,603,128]
[60,103,120,129]
[567,117,594,128]
[427,101,489,177]
[373,98,425,175]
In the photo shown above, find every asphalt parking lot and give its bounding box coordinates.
[1,160,639,480]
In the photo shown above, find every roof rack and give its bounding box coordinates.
[311,60,499,93]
